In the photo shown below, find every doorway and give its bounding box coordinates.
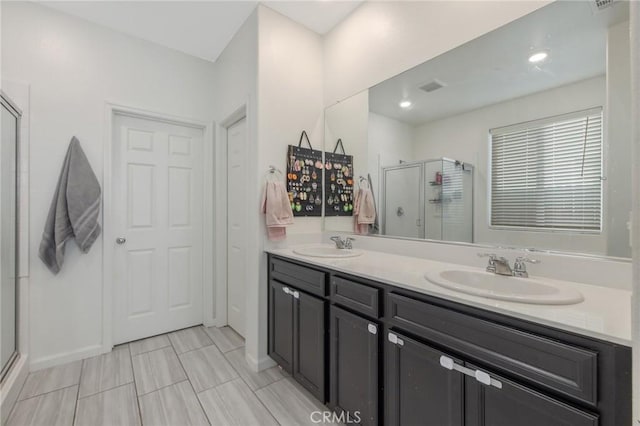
[111,112,205,344]
[226,117,247,337]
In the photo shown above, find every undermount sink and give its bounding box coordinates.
[293,245,363,258]
[424,269,583,305]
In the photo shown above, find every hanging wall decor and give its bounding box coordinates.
[287,131,323,217]
[324,138,354,216]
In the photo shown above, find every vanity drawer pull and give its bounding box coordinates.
[439,355,502,389]
[387,332,404,346]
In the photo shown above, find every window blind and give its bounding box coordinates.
[490,107,603,231]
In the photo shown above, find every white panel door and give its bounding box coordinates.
[383,165,424,239]
[113,113,204,344]
[226,117,247,337]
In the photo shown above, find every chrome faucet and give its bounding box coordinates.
[512,257,540,278]
[330,236,355,250]
[478,253,540,277]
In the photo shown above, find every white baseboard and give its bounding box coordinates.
[1,354,29,424]
[29,344,105,371]
[245,352,276,373]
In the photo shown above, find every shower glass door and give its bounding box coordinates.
[1,95,19,380]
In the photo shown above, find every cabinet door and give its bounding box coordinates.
[465,364,599,426]
[386,331,464,426]
[293,290,326,402]
[330,306,379,426]
[268,280,294,373]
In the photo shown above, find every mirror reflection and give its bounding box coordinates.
[323,0,631,258]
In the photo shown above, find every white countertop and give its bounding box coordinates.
[266,246,632,346]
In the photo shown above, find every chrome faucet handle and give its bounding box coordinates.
[513,257,540,278]
[344,237,355,249]
[478,253,497,273]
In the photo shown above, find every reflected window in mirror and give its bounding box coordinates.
[489,108,603,232]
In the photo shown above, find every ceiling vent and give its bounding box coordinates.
[419,79,446,93]
[593,0,617,12]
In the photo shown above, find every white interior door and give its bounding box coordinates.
[226,117,247,337]
[383,165,424,239]
[113,113,204,344]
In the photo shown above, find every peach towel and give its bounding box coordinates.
[261,180,294,241]
[354,187,376,235]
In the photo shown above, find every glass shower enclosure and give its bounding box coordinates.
[381,158,473,243]
[1,93,20,381]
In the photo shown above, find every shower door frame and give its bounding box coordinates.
[380,161,426,239]
[0,92,22,383]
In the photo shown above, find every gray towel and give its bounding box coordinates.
[39,137,101,274]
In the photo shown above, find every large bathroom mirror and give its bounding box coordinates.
[0,93,19,380]
[323,0,632,259]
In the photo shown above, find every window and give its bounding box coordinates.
[489,108,603,232]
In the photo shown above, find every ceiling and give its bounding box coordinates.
[368,0,629,126]
[40,1,363,63]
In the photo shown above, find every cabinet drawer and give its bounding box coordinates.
[331,276,380,318]
[387,292,598,405]
[270,258,327,297]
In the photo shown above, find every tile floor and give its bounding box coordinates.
[6,326,331,426]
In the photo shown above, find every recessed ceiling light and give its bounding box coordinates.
[399,100,412,109]
[528,51,548,63]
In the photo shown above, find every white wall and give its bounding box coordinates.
[413,76,608,255]
[211,9,258,333]
[1,1,217,369]
[323,1,549,105]
[249,5,325,370]
[324,90,369,232]
[367,111,414,215]
[606,21,632,258]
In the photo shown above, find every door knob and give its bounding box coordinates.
[116,237,126,245]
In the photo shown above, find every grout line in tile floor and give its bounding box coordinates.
[13,383,79,403]
[127,344,144,426]
[7,326,319,426]
[72,360,83,425]
[173,345,214,425]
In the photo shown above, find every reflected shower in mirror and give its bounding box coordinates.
[0,93,20,380]
[323,0,632,258]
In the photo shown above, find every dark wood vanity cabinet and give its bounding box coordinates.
[329,305,379,426]
[267,255,632,426]
[268,280,294,372]
[385,331,464,426]
[268,260,328,402]
[464,368,598,426]
[293,289,326,401]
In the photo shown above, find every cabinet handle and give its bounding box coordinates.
[292,291,300,299]
[367,324,377,335]
[387,332,404,346]
[282,287,291,295]
[439,356,502,389]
